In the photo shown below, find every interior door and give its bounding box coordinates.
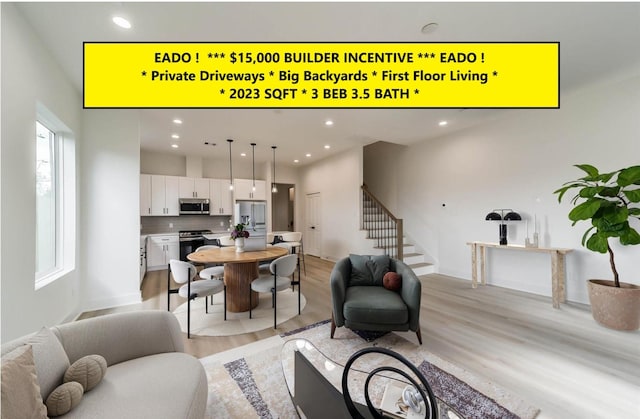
[305,193,321,257]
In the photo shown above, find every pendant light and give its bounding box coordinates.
[251,143,256,192]
[227,139,234,190]
[271,146,278,193]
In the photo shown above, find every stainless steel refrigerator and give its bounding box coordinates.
[234,201,267,237]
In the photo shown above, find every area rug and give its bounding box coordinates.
[172,290,306,336]
[200,321,540,418]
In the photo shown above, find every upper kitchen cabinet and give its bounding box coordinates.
[140,174,180,216]
[179,177,210,199]
[140,174,152,216]
[234,179,266,200]
[210,179,233,215]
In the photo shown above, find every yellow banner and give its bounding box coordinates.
[84,42,559,108]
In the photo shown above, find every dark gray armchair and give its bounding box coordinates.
[330,255,422,344]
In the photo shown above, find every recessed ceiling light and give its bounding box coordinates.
[324,145,331,149]
[421,22,438,34]
[305,153,311,157]
[171,134,180,139]
[438,121,448,126]
[171,144,179,149]
[325,120,334,126]
[240,153,247,157]
[294,159,299,163]
[173,119,182,124]
[112,16,131,29]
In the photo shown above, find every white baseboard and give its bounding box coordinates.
[62,310,82,323]
[81,292,142,313]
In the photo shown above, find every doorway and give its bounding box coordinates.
[272,183,295,232]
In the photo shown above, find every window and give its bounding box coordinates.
[36,121,58,276]
[35,103,76,288]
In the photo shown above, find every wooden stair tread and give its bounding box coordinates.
[408,262,432,268]
[374,244,414,249]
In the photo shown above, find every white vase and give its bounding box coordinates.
[235,237,245,253]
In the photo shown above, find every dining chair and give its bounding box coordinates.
[259,242,290,273]
[195,245,224,273]
[196,245,225,304]
[249,254,299,329]
[196,245,225,279]
[168,259,226,338]
[218,236,235,247]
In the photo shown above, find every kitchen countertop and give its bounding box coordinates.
[202,232,230,240]
[141,230,229,239]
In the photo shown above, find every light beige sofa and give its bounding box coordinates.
[1,310,207,419]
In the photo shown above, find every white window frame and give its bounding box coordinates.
[35,103,76,289]
[35,120,60,279]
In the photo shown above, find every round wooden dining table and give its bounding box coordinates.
[187,245,288,312]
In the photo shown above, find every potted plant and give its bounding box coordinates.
[554,164,640,330]
[231,222,250,253]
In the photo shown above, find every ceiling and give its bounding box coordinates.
[15,2,640,166]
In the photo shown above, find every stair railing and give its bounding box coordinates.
[361,185,403,260]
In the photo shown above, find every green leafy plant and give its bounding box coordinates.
[554,164,640,287]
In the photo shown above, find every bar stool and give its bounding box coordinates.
[280,232,306,280]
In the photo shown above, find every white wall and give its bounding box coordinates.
[1,3,82,341]
[140,150,185,176]
[202,156,263,180]
[397,72,640,304]
[299,147,373,261]
[363,141,406,214]
[81,110,141,311]
[141,150,275,182]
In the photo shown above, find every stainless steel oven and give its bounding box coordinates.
[179,229,212,261]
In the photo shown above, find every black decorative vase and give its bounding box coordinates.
[499,224,508,245]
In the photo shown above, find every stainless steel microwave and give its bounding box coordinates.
[179,198,210,215]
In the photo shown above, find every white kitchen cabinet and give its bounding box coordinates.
[147,175,180,216]
[140,174,152,216]
[234,179,266,200]
[209,179,233,215]
[147,235,179,271]
[179,177,210,199]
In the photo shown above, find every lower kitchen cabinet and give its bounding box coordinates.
[147,235,179,271]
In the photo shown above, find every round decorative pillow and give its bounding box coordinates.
[63,354,107,392]
[383,271,402,291]
[45,381,84,417]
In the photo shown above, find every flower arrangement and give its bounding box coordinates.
[230,222,250,240]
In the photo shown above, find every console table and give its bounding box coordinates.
[466,241,573,309]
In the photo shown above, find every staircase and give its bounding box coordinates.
[361,186,434,276]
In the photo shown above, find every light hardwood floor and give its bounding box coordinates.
[80,256,640,418]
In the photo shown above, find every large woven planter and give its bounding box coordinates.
[587,279,640,331]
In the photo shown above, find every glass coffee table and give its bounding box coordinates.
[281,338,463,419]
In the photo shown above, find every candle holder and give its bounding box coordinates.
[525,215,539,248]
